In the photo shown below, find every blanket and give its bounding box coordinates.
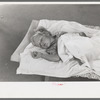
[17,19,100,79]
[17,43,93,77]
[58,33,100,69]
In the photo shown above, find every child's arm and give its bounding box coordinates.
[41,53,60,62]
[32,51,60,62]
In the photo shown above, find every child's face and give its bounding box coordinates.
[40,35,51,49]
[31,33,51,49]
[31,27,52,49]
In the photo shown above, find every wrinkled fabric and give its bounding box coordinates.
[58,33,100,69]
[17,19,100,77]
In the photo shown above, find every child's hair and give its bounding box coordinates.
[31,27,53,47]
[34,26,52,37]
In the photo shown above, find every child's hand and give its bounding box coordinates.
[31,51,42,59]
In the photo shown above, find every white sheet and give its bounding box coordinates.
[17,19,100,78]
[37,19,100,37]
[17,43,93,77]
[58,33,100,69]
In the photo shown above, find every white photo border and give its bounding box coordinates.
[0,2,100,98]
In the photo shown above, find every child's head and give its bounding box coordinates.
[35,26,52,37]
[31,27,53,49]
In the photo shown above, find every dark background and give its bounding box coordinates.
[0,4,100,81]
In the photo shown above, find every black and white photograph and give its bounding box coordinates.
[1,2,100,82]
[1,1,100,98]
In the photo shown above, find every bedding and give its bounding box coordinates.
[16,19,100,80]
[17,42,92,77]
[58,33,100,69]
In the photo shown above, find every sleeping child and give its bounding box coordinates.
[31,26,60,62]
[30,26,87,64]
